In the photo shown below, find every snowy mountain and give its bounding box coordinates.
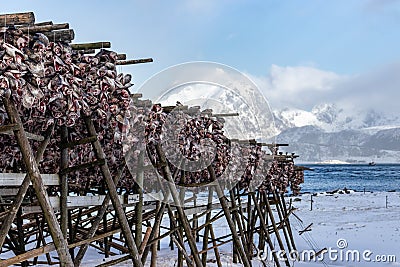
[273,104,400,163]
[158,80,400,163]
[273,103,398,133]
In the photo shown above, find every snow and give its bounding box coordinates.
[277,108,320,128]
[71,191,400,267]
[281,191,400,266]
[361,125,400,135]
[314,159,351,164]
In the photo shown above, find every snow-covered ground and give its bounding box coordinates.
[279,191,400,267]
[76,190,400,267]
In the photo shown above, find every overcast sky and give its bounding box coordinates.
[3,0,400,115]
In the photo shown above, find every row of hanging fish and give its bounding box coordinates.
[0,26,304,194]
[0,26,132,185]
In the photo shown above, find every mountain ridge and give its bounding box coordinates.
[273,104,400,163]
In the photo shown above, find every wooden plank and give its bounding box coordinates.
[19,23,69,33]
[116,58,153,65]
[0,173,59,186]
[43,29,74,42]
[130,93,143,99]
[59,159,105,175]
[117,54,126,60]
[70,42,111,50]
[58,135,97,149]
[212,112,240,117]
[1,129,44,141]
[34,21,53,26]
[0,229,122,267]
[17,194,235,214]
[0,123,19,133]
[0,188,19,196]
[0,12,35,26]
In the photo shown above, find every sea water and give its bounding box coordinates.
[300,164,400,193]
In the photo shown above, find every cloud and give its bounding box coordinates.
[248,65,345,110]
[249,62,400,118]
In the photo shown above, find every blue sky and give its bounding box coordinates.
[3,0,400,113]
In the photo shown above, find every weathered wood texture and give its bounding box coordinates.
[0,12,35,26]
[0,124,54,249]
[84,117,143,267]
[116,58,153,65]
[2,97,73,266]
[0,173,59,186]
[70,41,111,50]
[19,23,69,33]
[43,29,74,42]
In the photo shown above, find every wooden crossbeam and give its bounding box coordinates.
[58,135,97,149]
[70,42,111,50]
[19,23,69,33]
[43,29,74,42]
[0,173,59,186]
[0,229,121,267]
[0,12,35,26]
[116,58,153,65]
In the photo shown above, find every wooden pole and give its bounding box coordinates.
[16,209,28,267]
[208,166,251,267]
[43,29,74,42]
[0,12,35,26]
[209,225,223,267]
[250,192,281,267]
[73,166,125,265]
[229,189,250,259]
[60,126,69,240]
[150,202,160,267]
[193,193,199,242]
[310,194,313,211]
[117,54,127,60]
[134,151,144,249]
[140,164,177,264]
[263,192,290,267]
[171,236,194,267]
[142,202,166,265]
[166,206,194,267]
[154,143,203,267]
[2,97,73,266]
[0,124,54,249]
[177,188,185,267]
[272,191,292,252]
[201,188,214,265]
[70,42,111,50]
[19,23,69,33]
[34,21,53,26]
[280,194,297,251]
[116,58,153,65]
[84,117,143,267]
[258,192,266,252]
